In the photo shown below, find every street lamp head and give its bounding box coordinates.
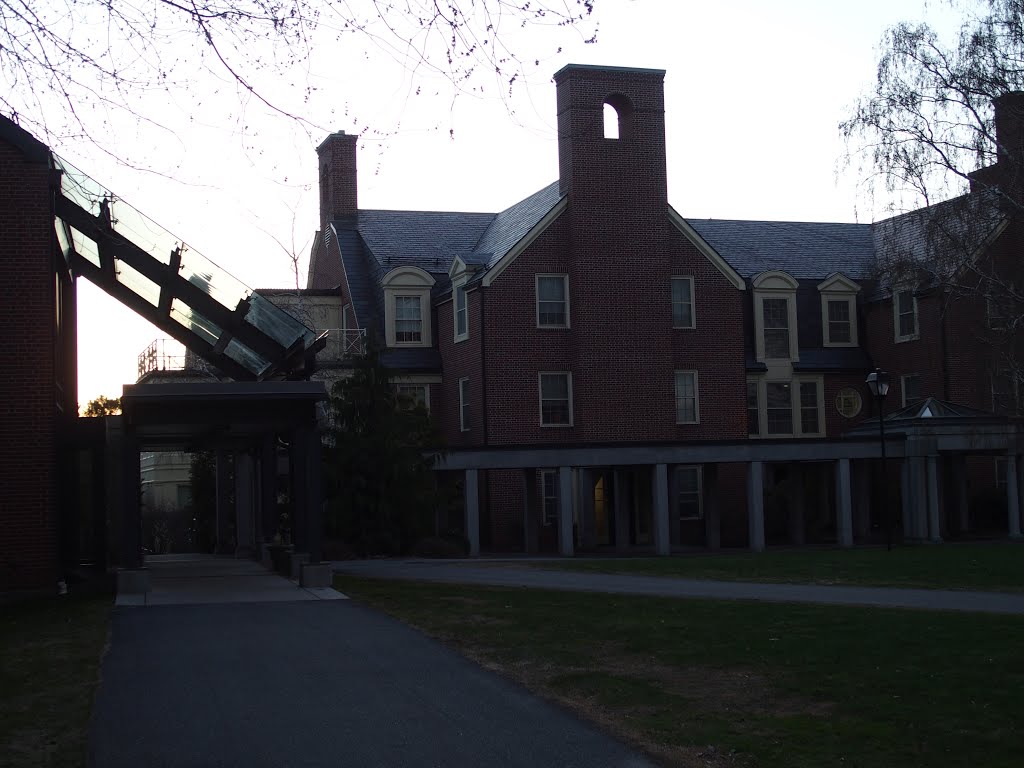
[866,369,890,399]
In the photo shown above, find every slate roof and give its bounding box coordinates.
[474,182,563,268]
[326,183,565,371]
[687,219,876,280]
[869,191,1005,297]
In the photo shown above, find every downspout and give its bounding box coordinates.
[939,289,951,400]
[480,284,489,446]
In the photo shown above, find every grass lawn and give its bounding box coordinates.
[337,574,1024,768]
[0,595,112,768]
[537,542,1024,592]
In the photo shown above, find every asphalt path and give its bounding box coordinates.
[89,600,653,768]
[333,559,1024,615]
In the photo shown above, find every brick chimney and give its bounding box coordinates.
[993,92,1024,201]
[554,64,667,206]
[316,132,359,231]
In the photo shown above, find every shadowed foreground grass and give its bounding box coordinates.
[337,575,1024,768]
[0,595,111,768]
[539,543,1024,592]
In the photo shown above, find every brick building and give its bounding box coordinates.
[3,63,1023,594]
[307,64,1024,555]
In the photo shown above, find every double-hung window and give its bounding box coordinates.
[396,384,429,411]
[747,381,760,435]
[762,298,791,359]
[674,466,702,521]
[674,371,698,424]
[799,382,819,434]
[826,300,852,344]
[901,374,922,408]
[454,284,468,341]
[541,470,559,526]
[765,382,793,435]
[536,275,569,328]
[895,290,918,342]
[394,295,422,343]
[671,277,695,328]
[539,372,572,426]
[459,378,470,431]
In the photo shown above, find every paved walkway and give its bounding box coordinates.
[115,554,343,606]
[333,558,1024,615]
[91,555,651,768]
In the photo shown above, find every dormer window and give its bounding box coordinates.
[382,266,435,348]
[817,273,860,348]
[752,271,799,362]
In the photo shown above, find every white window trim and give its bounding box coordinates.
[821,294,858,347]
[393,375,441,412]
[671,275,696,329]
[536,274,570,329]
[458,377,470,432]
[674,370,700,425]
[538,371,574,427]
[453,280,469,343]
[893,289,920,343]
[752,271,799,363]
[382,266,435,348]
[747,376,825,438]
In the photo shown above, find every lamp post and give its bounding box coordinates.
[865,369,892,551]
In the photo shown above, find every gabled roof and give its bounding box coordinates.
[356,209,494,274]
[686,219,876,280]
[473,182,563,269]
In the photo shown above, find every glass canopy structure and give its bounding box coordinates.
[53,156,325,380]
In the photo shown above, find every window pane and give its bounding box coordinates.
[828,300,851,343]
[541,373,571,425]
[903,375,922,405]
[675,372,697,423]
[455,287,467,336]
[675,466,702,520]
[762,298,790,358]
[459,379,469,430]
[747,381,760,435]
[542,471,559,525]
[395,295,422,342]
[800,382,819,434]
[897,291,917,337]
[766,382,792,434]
[538,276,567,326]
[672,278,693,327]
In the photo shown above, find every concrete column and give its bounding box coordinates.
[748,461,765,552]
[652,463,670,556]
[907,457,929,540]
[853,461,871,541]
[900,459,911,538]
[951,455,970,534]
[215,449,233,554]
[234,451,255,557]
[1007,455,1022,539]
[614,469,630,552]
[522,469,539,555]
[788,464,805,545]
[703,464,721,551]
[558,466,574,556]
[835,458,853,548]
[926,455,943,543]
[577,468,596,551]
[464,469,480,556]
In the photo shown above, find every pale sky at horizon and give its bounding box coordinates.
[50,0,966,405]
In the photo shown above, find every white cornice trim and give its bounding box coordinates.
[817,272,861,293]
[667,207,746,290]
[482,197,568,287]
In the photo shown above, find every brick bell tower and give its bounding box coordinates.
[553,64,677,439]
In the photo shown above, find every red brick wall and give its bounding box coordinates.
[436,287,485,447]
[0,136,58,591]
